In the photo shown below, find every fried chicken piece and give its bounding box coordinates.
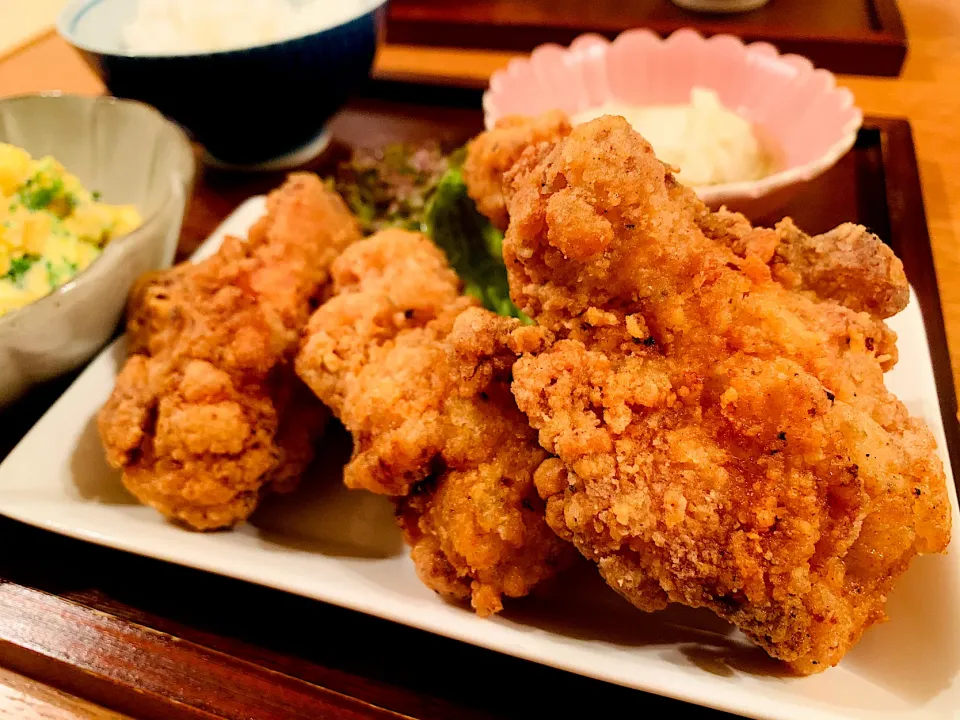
[500,116,951,673]
[465,111,909,321]
[696,207,909,318]
[296,229,470,495]
[395,310,574,616]
[295,230,573,615]
[463,110,571,231]
[99,174,361,530]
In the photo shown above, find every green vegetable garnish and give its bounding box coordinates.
[424,166,529,322]
[329,143,529,322]
[331,143,449,235]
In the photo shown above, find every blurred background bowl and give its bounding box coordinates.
[57,0,388,169]
[484,29,862,219]
[670,0,772,12]
[0,93,194,407]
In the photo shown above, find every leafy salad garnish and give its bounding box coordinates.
[329,144,528,322]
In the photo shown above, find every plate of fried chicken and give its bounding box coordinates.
[0,115,956,720]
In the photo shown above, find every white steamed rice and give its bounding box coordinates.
[122,0,366,55]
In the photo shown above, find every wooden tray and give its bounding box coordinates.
[386,0,908,77]
[0,79,954,720]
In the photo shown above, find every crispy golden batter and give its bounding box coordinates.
[697,207,910,319]
[295,230,573,615]
[501,116,951,673]
[465,110,909,321]
[463,110,571,231]
[99,174,361,530]
[296,230,470,495]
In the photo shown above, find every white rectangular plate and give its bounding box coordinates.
[2,197,959,720]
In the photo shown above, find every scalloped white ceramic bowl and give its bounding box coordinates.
[483,29,863,218]
[0,94,194,408]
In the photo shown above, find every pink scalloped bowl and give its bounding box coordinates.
[483,29,863,218]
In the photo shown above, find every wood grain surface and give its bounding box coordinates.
[386,0,907,76]
[0,583,412,720]
[0,668,129,720]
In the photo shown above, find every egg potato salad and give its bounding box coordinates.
[0,143,142,317]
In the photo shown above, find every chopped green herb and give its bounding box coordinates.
[4,255,38,285]
[18,176,64,212]
[91,190,102,201]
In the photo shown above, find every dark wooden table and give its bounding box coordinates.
[386,0,908,76]
[0,79,955,720]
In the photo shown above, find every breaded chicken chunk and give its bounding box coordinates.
[463,110,571,231]
[296,230,573,615]
[499,116,950,673]
[696,207,910,318]
[99,174,361,529]
[464,110,909,321]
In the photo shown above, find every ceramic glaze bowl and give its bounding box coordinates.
[58,0,388,169]
[0,94,194,407]
[483,29,863,218]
